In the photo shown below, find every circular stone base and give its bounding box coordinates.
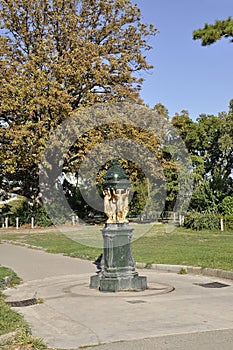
[63,280,174,298]
[4,273,175,305]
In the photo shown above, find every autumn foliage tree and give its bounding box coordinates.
[0,0,157,205]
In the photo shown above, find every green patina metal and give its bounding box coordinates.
[90,157,147,292]
[103,157,130,190]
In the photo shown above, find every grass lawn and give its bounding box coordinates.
[1,223,233,271]
[0,266,25,336]
[133,226,233,270]
[0,266,50,349]
[0,299,26,336]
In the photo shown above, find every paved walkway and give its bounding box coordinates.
[0,242,233,350]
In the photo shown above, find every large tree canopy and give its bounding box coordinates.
[192,16,233,213]
[172,103,233,212]
[0,0,157,202]
[193,16,233,46]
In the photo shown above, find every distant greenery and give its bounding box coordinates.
[184,212,233,231]
[0,199,52,227]
[2,105,232,231]
[1,103,232,231]
[220,196,233,215]
[184,211,220,231]
[1,225,233,271]
[0,1,232,231]
[172,106,233,230]
[191,17,233,230]
[0,0,157,207]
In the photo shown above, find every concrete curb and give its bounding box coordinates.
[1,240,46,251]
[135,262,233,280]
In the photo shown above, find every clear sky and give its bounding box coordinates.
[133,0,233,120]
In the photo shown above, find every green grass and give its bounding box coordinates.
[132,227,233,270]
[0,300,26,336]
[2,327,47,349]
[0,266,49,349]
[1,230,103,259]
[0,265,21,290]
[1,224,233,271]
[0,266,25,336]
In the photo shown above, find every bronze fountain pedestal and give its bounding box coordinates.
[90,158,147,292]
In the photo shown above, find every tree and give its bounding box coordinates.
[196,112,232,201]
[193,16,233,46]
[193,15,233,213]
[220,196,233,215]
[172,107,233,212]
[41,103,169,222]
[0,0,157,204]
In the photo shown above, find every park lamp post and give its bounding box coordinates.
[90,157,147,292]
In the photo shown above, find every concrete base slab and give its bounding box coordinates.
[1,243,233,350]
[3,271,233,349]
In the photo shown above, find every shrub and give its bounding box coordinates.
[1,199,53,227]
[31,205,52,227]
[220,196,233,215]
[184,211,220,230]
[223,215,233,230]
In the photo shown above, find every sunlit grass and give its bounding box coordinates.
[0,266,25,336]
[1,224,233,271]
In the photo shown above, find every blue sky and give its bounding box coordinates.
[134,0,233,120]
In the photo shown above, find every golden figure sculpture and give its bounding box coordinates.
[103,188,129,223]
[103,188,116,223]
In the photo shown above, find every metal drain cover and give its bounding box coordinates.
[6,298,38,307]
[194,282,230,288]
[127,300,147,304]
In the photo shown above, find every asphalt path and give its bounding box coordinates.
[0,242,233,350]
